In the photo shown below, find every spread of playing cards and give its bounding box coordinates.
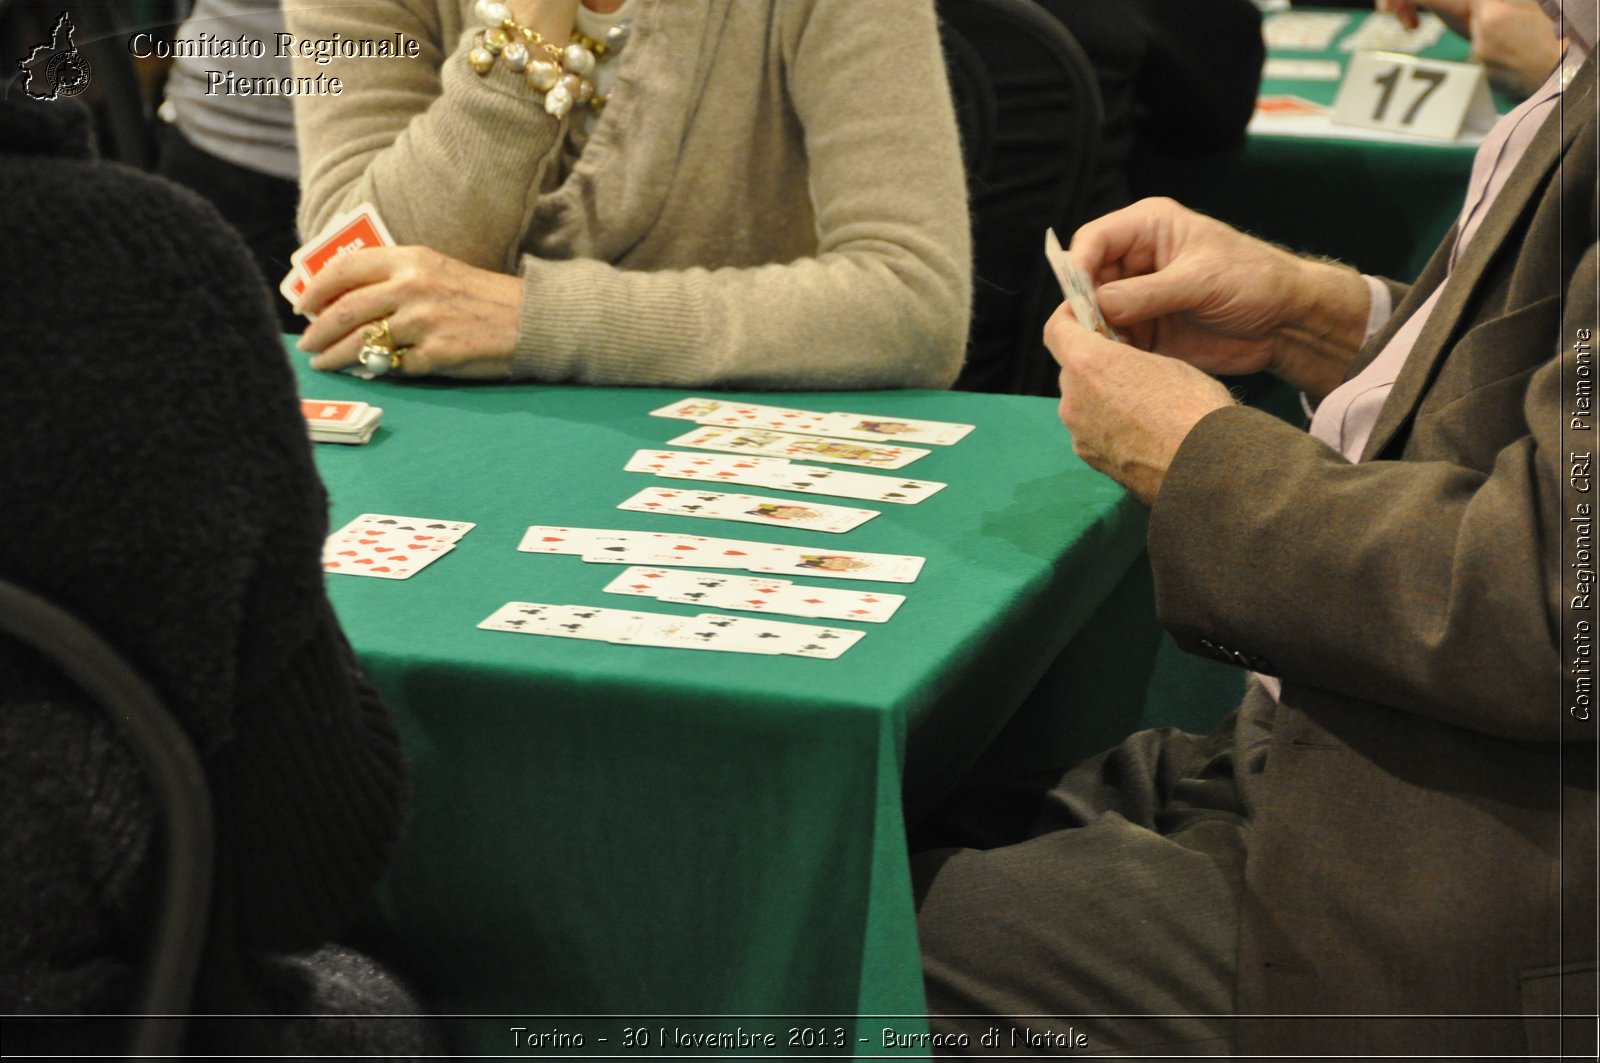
[321,394,979,657]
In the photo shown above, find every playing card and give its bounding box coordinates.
[734,463,947,505]
[747,545,925,584]
[1045,227,1123,342]
[477,600,829,654]
[576,531,786,568]
[718,583,905,623]
[615,487,746,519]
[623,449,792,480]
[1254,94,1328,117]
[322,540,453,580]
[625,449,944,505]
[517,526,679,555]
[601,566,716,599]
[600,566,904,623]
[549,603,665,641]
[322,512,474,579]
[659,581,792,610]
[302,398,383,445]
[1337,11,1443,53]
[651,398,972,447]
[617,487,880,533]
[622,612,787,653]
[303,399,367,428]
[479,602,652,641]
[801,412,973,447]
[583,538,787,567]
[333,513,474,543]
[1262,10,1350,51]
[517,527,924,582]
[1262,58,1343,81]
[649,397,832,432]
[292,203,395,281]
[477,601,573,634]
[282,202,394,317]
[667,427,928,470]
[279,267,311,318]
[517,525,598,554]
[686,614,866,659]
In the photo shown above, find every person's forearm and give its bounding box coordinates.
[1272,257,1374,403]
[287,0,566,269]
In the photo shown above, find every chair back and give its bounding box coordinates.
[0,580,213,1058]
[939,0,1104,395]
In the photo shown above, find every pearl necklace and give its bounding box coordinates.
[467,0,631,119]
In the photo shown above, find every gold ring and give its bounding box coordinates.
[358,318,404,376]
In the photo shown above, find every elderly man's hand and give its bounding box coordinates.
[1044,305,1234,507]
[1070,198,1372,404]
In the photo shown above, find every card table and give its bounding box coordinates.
[292,343,1217,1054]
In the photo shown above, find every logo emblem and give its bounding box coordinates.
[17,12,92,101]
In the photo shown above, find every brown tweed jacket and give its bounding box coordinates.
[1148,58,1598,1057]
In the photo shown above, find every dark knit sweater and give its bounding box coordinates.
[0,94,409,1033]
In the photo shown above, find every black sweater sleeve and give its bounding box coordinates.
[208,600,408,955]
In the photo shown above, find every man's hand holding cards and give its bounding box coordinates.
[1045,227,1123,343]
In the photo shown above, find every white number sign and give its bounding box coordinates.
[1331,51,1497,140]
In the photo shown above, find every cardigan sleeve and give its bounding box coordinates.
[285,0,565,271]
[503,0,973,390]
[288,0,970,390]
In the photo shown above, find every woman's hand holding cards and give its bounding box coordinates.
[296,244,524,380]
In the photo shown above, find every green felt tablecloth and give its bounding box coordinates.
[1170,8,1514,281]
[292,348,1147,1057]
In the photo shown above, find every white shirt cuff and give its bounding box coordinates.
[1299,275,1393,421]
[1361,274,1393,342]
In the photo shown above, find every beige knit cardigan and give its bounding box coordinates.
[285,0,972,389]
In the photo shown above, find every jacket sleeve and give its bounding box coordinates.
[1146,237,1596,743]
[507,0,972,389]
[285,0,565,270]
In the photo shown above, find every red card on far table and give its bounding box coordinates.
[1255,94,1326,117]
